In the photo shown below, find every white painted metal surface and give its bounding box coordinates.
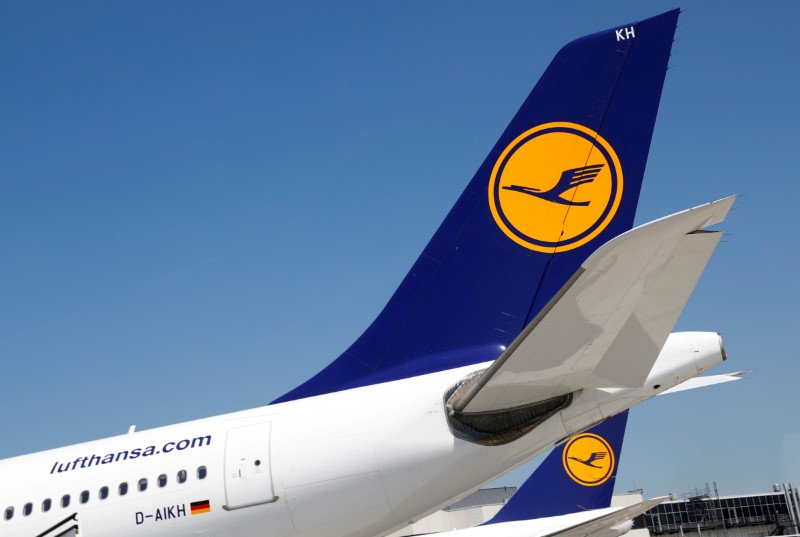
[0,201,734,537]
[223,423,277,509]
[412,497,665,537]
[457,197,735,414]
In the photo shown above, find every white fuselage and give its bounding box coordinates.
[0,332,723,537]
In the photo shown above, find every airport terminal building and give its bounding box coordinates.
[391,485,800,537]
[635,486,800,537]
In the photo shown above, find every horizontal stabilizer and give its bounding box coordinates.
[545,497,668,537]
[453,197,735,414]
[659,371,749,395]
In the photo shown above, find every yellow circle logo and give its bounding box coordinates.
[488,122,623,252]
[562,432,616,487]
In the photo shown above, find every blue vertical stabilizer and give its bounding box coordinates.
[275,10,679,404]
[486,411,630,524]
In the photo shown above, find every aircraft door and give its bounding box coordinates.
[223,422,278,510]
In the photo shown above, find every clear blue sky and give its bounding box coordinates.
[1,1,798,498]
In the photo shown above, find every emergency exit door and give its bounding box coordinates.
[223,422,278,509]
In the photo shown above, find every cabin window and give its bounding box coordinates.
[23,503,32,516]
[80,490,89,504]
[3,507,13,521]
[61,495,70,508]
[197,466,207,480]
[177,469,187,483]
[119,482,128,496]
[158,474,167,487]
[99,486,109,500]
[138,478,148,492]
[42,499,51,512]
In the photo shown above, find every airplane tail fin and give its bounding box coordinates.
[274,10,680,404]
[486,411,629,524]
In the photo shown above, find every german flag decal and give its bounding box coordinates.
[190,500,210,515]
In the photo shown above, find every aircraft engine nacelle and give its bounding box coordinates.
[645,331,727,390]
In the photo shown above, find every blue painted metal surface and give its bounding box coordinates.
[274,10,679,404]
[485,411,630,523]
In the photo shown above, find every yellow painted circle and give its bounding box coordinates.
[561,432,616,487]
[488,122,623,252]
